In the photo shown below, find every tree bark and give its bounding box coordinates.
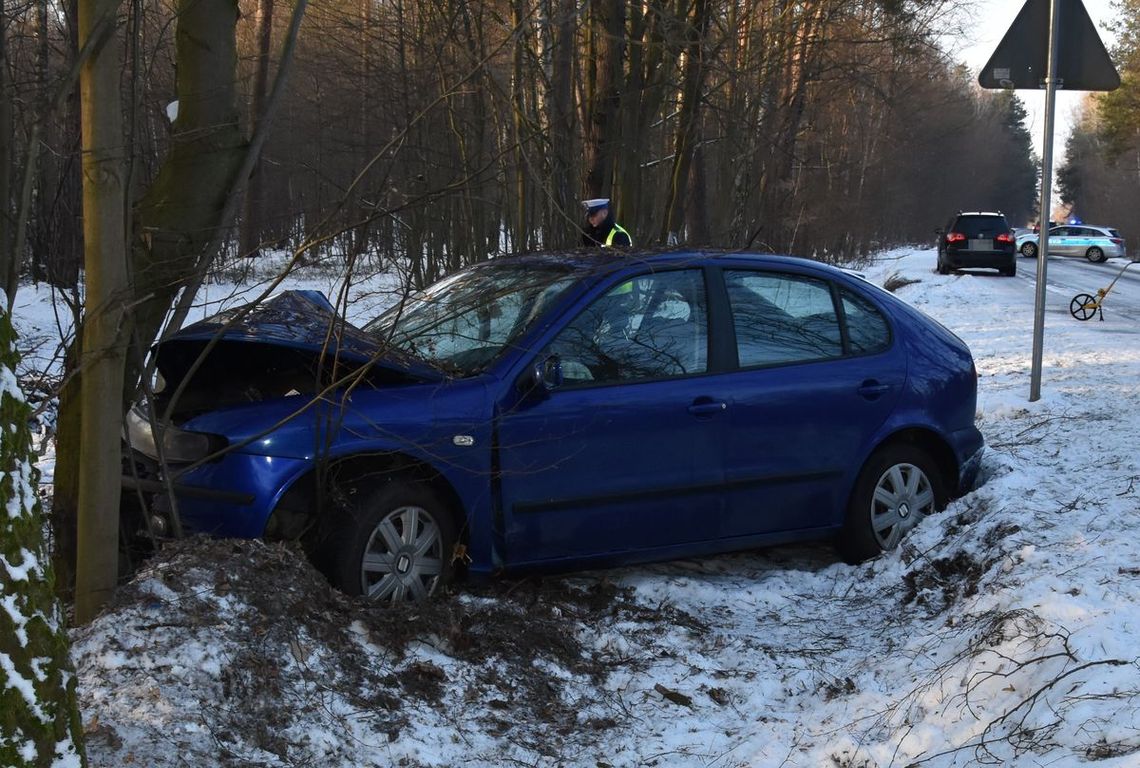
[659,0,709,244]
[130,0,246,356]
[1,6,14,306]
[239,0,275,259]
[546,0,576,248]
[74,0,129,624]
[0,310,87,768]
[583,0,625,200]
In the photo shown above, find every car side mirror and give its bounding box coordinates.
[520,354,563,394]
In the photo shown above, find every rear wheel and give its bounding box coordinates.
[1086,246,1106,263]
[325,479,456,602]
[937,259,951,275]
[838,444,946,564]
[1020,242,1037,258]
[1000,260,1016,277]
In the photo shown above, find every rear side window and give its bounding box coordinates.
[725,271,842,367]
[953,215,1009,237]
[840,289,890,354]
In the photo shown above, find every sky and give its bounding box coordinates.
[956,0,1120,208]
[11,243,1140,767]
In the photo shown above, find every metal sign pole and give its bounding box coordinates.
[1030,0,1062,402]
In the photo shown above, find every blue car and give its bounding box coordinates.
[123,252,984,601]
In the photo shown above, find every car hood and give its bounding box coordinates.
[152,290,443,422]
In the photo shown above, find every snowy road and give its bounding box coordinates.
[1022,255,1140,322]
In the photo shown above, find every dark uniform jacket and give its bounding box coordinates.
[581,212,632,248]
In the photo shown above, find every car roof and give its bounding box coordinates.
[495,249,851,277]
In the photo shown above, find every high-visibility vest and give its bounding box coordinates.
[604,224,632,247]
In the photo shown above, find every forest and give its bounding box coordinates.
[0,0,1050,298]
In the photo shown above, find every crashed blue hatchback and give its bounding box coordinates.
[122,251,984,602]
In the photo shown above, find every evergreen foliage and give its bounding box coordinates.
[0,310,86,768]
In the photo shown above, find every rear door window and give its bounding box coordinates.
[725,271,842,367]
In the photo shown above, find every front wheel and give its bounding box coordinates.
[1086,247,1106,263]
[325,479,457,602]
[1020,242,1037,258]
[837,445,946,564]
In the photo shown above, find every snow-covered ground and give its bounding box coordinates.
[12,247,1140,767]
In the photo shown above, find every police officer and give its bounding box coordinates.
[581,198,632,248]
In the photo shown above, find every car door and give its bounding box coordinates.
[495,268,728,564]
[1074,226,1100,256]
[716,269,906,538]
[1050,226,1074,256]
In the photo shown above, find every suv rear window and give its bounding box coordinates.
[953,215,1010,237]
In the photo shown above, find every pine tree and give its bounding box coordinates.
[0,308,86,767]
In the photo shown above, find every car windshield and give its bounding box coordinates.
[364,263,578,374]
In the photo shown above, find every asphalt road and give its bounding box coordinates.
[1018,255,1140,323]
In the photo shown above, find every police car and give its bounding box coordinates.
[1017,224,1127,262]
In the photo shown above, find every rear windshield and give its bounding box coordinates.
[953,216,1010,237]
[1108,228,1121,238]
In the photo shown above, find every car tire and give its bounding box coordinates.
[937,260,951,275]
[837,444,947,565]
[1086,247,1106,263]
[1001,260,1016,277]
[325,478,457,602]
[1020,242,1036,258]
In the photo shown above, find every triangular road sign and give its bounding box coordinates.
[979,0,1120,91]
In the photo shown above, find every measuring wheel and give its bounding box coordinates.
[1069,293,1099,321]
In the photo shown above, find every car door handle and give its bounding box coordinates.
[688,398,728,416]
[857,380,893,400]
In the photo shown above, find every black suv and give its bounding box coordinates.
[936,212,1017,277]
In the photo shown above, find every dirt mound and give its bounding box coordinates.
[75,537,697,767]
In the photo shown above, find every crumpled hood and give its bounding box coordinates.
[152,290,442,421]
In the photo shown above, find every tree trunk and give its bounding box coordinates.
[131,0,246,355]
[583,0,624,199]
[74,0,129,624]
[1,5,14,306]
[239,0,274,258]
[659,0,709,244]
[0,310,87,767]
[546,0,575,248]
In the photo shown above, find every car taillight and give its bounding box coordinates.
[996,232,1014,243]
[946,232,966,243]
[1111,238,1123,245]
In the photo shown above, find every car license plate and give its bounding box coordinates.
[968,239,991,250]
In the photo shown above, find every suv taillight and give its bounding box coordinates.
[946,232,966,243]
[1111,238,1123,245]
[996,232,1014,243]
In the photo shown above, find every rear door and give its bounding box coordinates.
[716,269,906,537]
